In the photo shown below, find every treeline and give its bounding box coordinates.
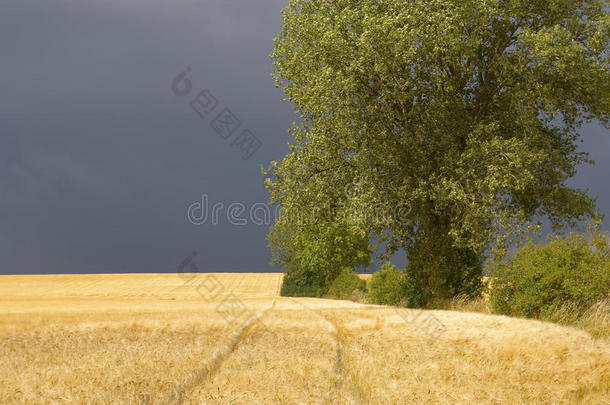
[273,224,609,338]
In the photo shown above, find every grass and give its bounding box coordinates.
[1,273,609,404]
[539,299,610,340]
[442,293,609,341]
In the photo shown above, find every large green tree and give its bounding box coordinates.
[266,0,610,302]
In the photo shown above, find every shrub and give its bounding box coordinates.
[368,263,402,305]
[368,262,418,306]
[280,269,326,297]
[490,229,610,319]
[326,268,366,300]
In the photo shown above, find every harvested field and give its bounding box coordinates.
[1,273,608,404]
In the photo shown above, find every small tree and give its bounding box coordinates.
[269,222,372,296]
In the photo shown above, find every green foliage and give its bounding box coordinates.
[490,227,610,319]
[368,263,405,305]
[326,267,367,300]
[406,234,483,304]
[367,262,423,307]
[401,266,425,309]
[266,0,609,304]
[269,222,372,297]
[280,269,326,297]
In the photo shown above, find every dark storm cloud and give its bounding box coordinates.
[0,0,292,273]
[0,0,608,274]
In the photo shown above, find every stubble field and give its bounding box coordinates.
[1,273,608,404]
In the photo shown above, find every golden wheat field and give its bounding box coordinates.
[1,273,609,404]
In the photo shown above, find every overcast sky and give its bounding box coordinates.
[1,0,608,274]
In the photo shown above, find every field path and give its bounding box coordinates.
[172,298,277,404]
[288,297,364,404]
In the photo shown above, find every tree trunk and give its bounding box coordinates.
[406,213,483,306]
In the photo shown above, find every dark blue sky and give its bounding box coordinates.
[1,0,608,274]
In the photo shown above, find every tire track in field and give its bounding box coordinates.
[232,273,246,291]
[168,298,276,405]
[287,298,365,404]
[275,274,282,295]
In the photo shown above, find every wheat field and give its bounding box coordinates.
[1,273,608,404]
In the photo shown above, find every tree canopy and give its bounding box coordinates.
[266,0,610,302]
